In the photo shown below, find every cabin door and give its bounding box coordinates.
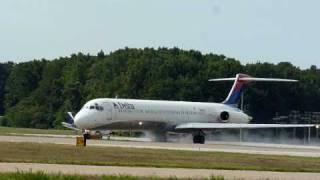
[103,102,113,121]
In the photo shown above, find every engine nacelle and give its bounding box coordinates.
[219,111,230,123]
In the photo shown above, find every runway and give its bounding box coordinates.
[1,134,320,157]
[1,134,320,179]
[0,162,320,180]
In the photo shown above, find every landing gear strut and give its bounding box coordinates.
[193,131,205,144]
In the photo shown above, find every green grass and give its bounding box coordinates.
[0,142,320,172]
[0,126,75,135]
[0,171,225,180]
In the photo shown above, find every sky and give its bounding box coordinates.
[0,0,319,69]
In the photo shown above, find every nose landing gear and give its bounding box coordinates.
[82,130,103,140]
[78,130,103,146]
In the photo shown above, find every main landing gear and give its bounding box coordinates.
[193,131,205,144]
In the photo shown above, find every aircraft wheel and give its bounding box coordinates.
[193,135,205,144]
[94,131,103,139]
[83,132,90,140]
[199,135,205,144]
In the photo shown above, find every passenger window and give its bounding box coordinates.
[89,106,94,109]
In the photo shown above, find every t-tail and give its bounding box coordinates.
[209,73,298,107]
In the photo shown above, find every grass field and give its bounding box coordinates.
[0,126,75,135]
[0,171,224,180]
[0,142,320,172]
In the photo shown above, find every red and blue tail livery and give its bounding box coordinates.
[223,74,250,105]
[209,73,298,106]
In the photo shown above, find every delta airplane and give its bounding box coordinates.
[63,73,314,144]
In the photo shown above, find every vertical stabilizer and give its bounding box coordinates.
[209,73,297,107]
[222,73,251,106]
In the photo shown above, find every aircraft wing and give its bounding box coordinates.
[175,123,315,130]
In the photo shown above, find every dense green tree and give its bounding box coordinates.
[0,48,319,128]
[0,62,12,114]
[4,61,44,109]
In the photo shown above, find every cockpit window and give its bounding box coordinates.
[86,103,104,111]
[96,106,104,111]
[95,103,104,111]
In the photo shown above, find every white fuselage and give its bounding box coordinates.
[74,98,250,131]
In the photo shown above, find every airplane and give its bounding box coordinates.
[63,73,315,144]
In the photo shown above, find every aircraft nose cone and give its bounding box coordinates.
[74,111,87,129]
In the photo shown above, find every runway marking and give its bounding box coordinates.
[0,162,319,180]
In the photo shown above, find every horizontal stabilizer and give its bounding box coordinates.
[209,78,236,81]
[175,123,315,130]
[209,73,298,106]
[61,122,79,131]
[67,112,74,122]
[209,77,298,82]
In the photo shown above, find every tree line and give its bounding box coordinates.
[0,47,319,128]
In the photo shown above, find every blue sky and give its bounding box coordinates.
[0,0,319,68]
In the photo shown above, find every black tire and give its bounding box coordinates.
[83,133,90,140]
[193,135,198,143]
[95,131,103,139]
[199,135,205,144]
[193,135,205,144]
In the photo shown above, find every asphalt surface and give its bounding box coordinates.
[1,134,320,157]
[1,162,320,180]
[1,134,320,179]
